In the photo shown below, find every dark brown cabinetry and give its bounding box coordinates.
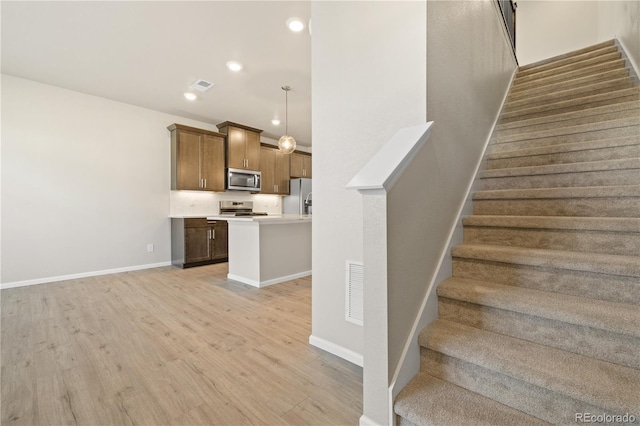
[290,152,312,178]
[260,145,290,195]
[217,121,262,171]
[169,124,226,191]
[171,218,228,268]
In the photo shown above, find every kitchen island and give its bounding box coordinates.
[206,214,312,287]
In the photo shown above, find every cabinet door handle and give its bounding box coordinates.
[211,229,215,239]
[203,179,207,188]
[208,229,211,239]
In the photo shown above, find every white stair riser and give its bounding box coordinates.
[452,258,640,305]
[438,298,640,369]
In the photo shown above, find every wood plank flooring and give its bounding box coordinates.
[1,264,363,425]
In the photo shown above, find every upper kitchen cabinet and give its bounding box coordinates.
[290,152,312,178]
[260,145,290,195]
[168,124,225,191]
[217,121,262,171]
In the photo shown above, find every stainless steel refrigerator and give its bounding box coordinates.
[283,178,312,215]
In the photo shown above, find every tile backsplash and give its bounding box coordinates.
[170,190,282,216]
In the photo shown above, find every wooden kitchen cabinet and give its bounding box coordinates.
[260,145,290,195]
[217,121,262,171]
[290,152,312,178]
[169,124,225,191]
[171,218,228,268]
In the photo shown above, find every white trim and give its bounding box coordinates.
[0,261,173,290]
[388,64,520,401]
[360,415,384,426]
[309,334,364,367]
[615,38,640,83]
[227,270,311,288]
[346,122,434,193]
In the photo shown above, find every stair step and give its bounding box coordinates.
[500,87,640,123]
[478,158,640,190]
[437,278,640,368]
[419,320,640,417]
[472,185,640,217]
[494,115,640,145]
[452,243,640,278]
[496,103,640,137]
[514,51,622,83]
[489,124,639,154]
[509,68,631,100]
[394,372,547,426]
[486,135,640,169]
[462,213,640,255]
[516,44,619,77]
[518,40,615,72]
[504,77,634,112]
[513,58,627,91]
[496,100,640,132]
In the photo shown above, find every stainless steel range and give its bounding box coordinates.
[219,201,268,217]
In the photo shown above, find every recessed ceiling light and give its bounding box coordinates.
[226,61,243,72]
[271,119,281,126]
[286,17,305,32]
[184,92,197,101]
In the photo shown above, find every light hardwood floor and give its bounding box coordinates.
[1,264,363,425]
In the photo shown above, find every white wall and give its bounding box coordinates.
[516,0,640,67]
[1,75,218,286]
[516,0,599,65]
[597,1,640,73]
[310,2,427,363]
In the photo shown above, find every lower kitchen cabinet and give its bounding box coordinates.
[171,218,228,268]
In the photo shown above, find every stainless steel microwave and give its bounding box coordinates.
[227,168,261,192]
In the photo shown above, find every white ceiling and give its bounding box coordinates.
[1,1,312,145]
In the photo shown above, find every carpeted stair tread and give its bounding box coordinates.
[437,277,640,338]
[496,104,640,138]
[500,87,640,121]
[451,243,640,277]
[515,48,621,81]
[473,184,640,200]
[480,157,640,178]
[493,116,640,144]
[504,77,634,111]
[394,373,548,426]
[486,135,640,161]
[496,100,640,131]
[518,39,615,72]
[462,215,640,233]
[509,68,632,99]
[512,59,626,91]
[419,320,640,414]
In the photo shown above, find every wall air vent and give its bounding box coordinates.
[189,79,214,92]
[345,261,364,326]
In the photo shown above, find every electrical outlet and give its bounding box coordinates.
[147,244,154,253]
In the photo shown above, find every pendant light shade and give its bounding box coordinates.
[278,86,296,154]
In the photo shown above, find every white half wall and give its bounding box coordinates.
[310,1,427,362]
[1,75,217,286]
[516,0,640,67]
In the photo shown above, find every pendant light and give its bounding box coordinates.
[278,86,296,154]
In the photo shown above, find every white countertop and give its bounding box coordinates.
[170,214,311,224]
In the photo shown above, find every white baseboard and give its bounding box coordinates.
[309,334,363,367]
[227,270,311,288]
[0,261,173,290]
[360,414,384,426]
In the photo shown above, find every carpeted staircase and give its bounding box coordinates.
[394,40,640,425]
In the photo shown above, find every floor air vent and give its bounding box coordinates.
[345,261,364,325]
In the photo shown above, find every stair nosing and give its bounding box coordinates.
[462,215,640,233]
[473,184,640,200]
[479,157,640,178]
